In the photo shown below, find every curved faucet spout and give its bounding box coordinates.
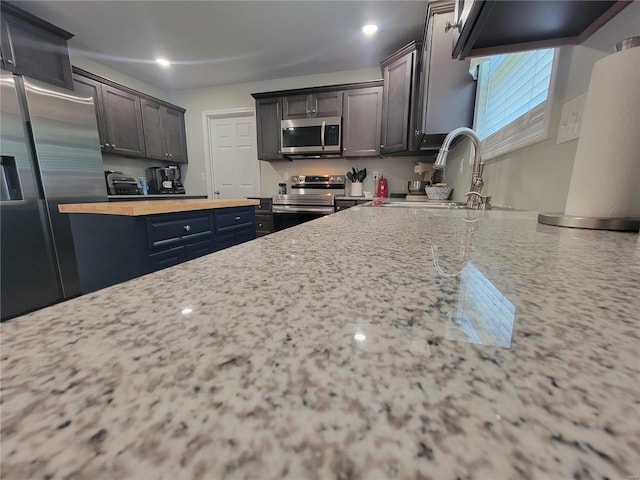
[433,127,481,171]
[433,127,488,209]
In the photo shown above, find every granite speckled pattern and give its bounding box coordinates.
[1,206,639,479]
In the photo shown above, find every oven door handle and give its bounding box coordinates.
[273,205,334,214]
[321,120,325,151]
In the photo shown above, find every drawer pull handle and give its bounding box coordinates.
[184,225,191,232]
[235,216,241,221]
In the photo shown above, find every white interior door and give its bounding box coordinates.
[208,114,260,199]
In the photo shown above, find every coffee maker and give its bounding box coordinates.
[146,165,185,194]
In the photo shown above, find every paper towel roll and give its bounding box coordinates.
[564,45,640,218]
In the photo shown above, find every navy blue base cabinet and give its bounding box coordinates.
[68,206,255,293]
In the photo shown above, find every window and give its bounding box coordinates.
[473,48,558,160]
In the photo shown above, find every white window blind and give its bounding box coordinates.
[474,48,557,160]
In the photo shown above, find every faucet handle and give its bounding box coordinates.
[465,192,492,210]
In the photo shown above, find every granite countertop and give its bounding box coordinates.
[58,198,259,216]
[2,205,639,479]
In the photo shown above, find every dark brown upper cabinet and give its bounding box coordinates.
[342,85,383,157]
[0,2,74,90]
[450,0,630,60]
[252,81,382,161]
[254,97,283,160]
[416,1,476,150]
[282,92,343,119]
[380,41,421,155]
[73,68,188,163]
[141,100,188,163]
[380,1,476,155]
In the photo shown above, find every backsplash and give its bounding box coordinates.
[102,154,188,192]
[261,156,436,197]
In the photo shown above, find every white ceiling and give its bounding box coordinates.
[15,0,428,91]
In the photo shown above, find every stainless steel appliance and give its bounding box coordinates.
[281,117,342,155]
[1,70,107,320]
[105,171,140,195]
[272,174,345,231]
[146,165,185,194]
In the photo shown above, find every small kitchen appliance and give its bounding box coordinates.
[104,171,141,195]
[406,162,435,201]
[280,117,342,156]
[146,165,185,194]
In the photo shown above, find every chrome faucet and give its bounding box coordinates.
[434,127,491,209]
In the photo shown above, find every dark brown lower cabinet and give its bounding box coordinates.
[250,197,274,237]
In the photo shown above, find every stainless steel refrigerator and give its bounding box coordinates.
[1,69,106,320]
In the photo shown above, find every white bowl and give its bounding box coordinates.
[425,186,452,200]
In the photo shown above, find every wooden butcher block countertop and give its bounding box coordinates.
[59,199,259,216]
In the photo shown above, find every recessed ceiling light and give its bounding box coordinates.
[362,24,378,35]
[156,58,171,67]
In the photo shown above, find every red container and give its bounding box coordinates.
[376,175,388,198]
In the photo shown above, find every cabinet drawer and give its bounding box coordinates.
[254,197,273,213]
[148,245,186,272]
[335,200,357,211]
[215,207,255,232]
[255,214,274,233]
[186,238,213,260]
[146,212,213,249]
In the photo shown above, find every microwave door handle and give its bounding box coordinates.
[321,121,326,151]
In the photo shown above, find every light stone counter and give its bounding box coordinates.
[1,205,639,479]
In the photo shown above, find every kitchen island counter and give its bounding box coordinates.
[59,198,259,216]
[1,206,638,479]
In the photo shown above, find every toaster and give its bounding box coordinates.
[105,171,140,195]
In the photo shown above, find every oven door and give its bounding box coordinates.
[272,197,335,231]
[273,209,332,231]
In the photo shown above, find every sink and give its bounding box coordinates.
[372,200,467,209]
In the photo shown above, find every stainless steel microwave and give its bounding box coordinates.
[280,116,341,155]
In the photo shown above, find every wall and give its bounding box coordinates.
[169,68,433,196]
[444,2,640,212]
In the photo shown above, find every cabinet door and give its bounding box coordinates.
[381,51,414,154]
[140,99,167,161]
[102,85,146,157]
[255,97,283,160]
[419,4,475,147]
[0,6,73,90]
[72,74,108,148]
[342,87,383,157]
[313,92,343,117]
[163,106,188,163]
[282,95,310,119]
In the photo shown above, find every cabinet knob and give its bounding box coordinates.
[168,154,173,157]
[105,143,110,148]
[165,153,169,157]
[6,58,14,65]
[112,144,116,149]
[184,225,191,232]
[445,19,462,33]
[234,216,241,221]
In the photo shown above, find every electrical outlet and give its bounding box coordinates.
[557,93,587,144]
[200,172,206,181]
[372,170,379,186]
[283,171,289,181]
